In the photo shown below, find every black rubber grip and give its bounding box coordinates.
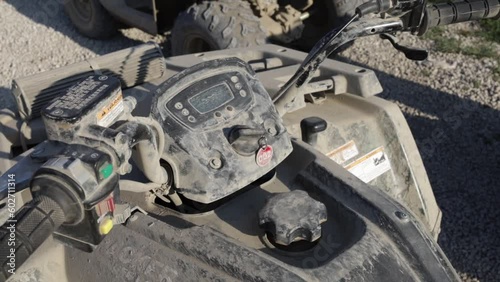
[422,0,500,32]
[0,196,65,280]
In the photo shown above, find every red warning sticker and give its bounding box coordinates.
[256,145,273,167]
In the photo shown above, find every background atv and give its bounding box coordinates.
[64,0,369,55]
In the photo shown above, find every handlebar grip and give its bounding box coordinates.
[420,0,500,34]
[0,196,65,280]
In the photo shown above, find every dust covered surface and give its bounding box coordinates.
[0,1,498,280]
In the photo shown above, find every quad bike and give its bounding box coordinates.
[0,0,499,281]
[64,0,372,54]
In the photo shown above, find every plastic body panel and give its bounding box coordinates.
[1,44,451,281]
[151,57,292,203]
[159,44,441,237]
[283,95,442,237]
[10,141,458,282]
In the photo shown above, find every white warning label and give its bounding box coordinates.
[327,140,359,164]
[344,147,391,183]
[97,92,124,127]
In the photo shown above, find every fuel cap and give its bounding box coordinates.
[258,190,327,246]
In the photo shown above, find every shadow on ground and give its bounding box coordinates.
[4,0,146,55]
[340,58,500,280]
[0,88,14,110]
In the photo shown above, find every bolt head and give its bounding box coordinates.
[51,109,64,116]
[209,158,222,169]
[395,210,409,222]
[31,148,45,157]
[267,127,277,135]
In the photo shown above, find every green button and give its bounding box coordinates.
[100,163,113,179]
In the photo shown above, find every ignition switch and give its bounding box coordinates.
[228,127,268,156]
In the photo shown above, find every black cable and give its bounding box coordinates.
[272,13,359,103]
[273,1,392,106]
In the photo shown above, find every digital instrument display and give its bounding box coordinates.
[164,70,252,129]
[189,83,234,114]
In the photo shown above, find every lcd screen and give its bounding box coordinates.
[189,83,234,113]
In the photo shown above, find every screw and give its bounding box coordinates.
[51,109,64,116]
[129,215,138,222]
[115,133,128,146]
[267,127,277,136]
[31,148,45,157]
[120,134,129,144]
[119,163,132,174]
[209,158,222,169]
[395,211,409,222]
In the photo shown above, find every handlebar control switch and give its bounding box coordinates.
[31,143,121,252]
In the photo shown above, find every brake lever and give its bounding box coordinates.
[380,33,428,61]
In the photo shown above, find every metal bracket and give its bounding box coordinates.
[113,204,148,225]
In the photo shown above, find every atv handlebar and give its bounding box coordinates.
[419,0,500,34]
[0,196,65,280]
[273,0,499,116]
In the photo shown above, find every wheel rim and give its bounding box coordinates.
[185,36,214,53]
[73,0,92,22]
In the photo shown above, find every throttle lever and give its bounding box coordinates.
[380,33,429,61]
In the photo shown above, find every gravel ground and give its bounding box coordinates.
[341,25,500,282]
[0,0,164,107]
[0,1,499,281]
